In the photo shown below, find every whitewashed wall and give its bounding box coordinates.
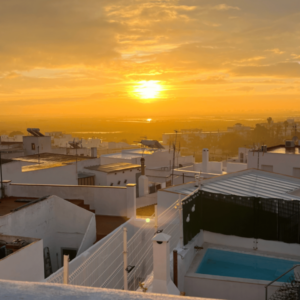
[227,162,247,173]
[23,136,52,155]
[85,168,139,187]
[77,217,97,256]
[0,238,44,282]
[8,182,135,217]
[248,152,300,177]
[2,158,99,186]
[0,195,95,273]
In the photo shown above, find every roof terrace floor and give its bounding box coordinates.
[0,197,38,216]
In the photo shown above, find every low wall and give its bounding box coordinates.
[0,239,44,282]
[46,218,153,284]
[7,182,134,217]
[136,193,157,209]
[185,273,279,300]
[227,162,247,173]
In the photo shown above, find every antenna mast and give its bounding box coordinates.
[171,130,179,185]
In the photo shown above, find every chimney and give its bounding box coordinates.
[91,147,97,158]
[139,158,149,197]
[152,233,180,295]
[202,148,209,172]
[141,157,145,175]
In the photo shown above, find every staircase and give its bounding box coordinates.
[67,199,95,214]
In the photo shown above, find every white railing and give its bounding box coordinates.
[46,200,183,290]
[127,218,155,290]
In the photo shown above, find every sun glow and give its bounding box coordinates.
[133,81,163,100]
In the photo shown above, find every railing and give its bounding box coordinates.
[47,198,184,290]
[265,264,300,300]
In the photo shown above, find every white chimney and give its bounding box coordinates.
[202,148,209,172]
[91,147,97,158]
[138,158,149,197]
[152,233,180,295]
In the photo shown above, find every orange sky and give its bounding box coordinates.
[1,0,300,117]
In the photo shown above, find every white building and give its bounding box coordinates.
[23,135,52,156]
[45,131,102,149]
[248,141,300,177]
[0,134,23,143]
[173,148,247,182]
[227,123,252,134]
[1,153,100,185]
[101,148,194,171]
[84,162,141,186]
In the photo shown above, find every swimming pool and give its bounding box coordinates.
[196,248,300,282]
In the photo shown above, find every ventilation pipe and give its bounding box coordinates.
[141,157,145,175]
[202,148,209,173]
[195,175,202,188]
[91,147,97,158]
[139,158,149,197]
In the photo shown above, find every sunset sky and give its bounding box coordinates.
[1,0,300,117]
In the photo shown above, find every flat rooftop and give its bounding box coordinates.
[86,162,141,173]
[163,169,300,200]
[266,145,300,155]
[102,153,142,159]
[0,197,39,216]
[201,169,300,200]
[13,153,94,171]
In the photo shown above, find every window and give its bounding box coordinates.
[124,179,127,184]
[261,165,273,172]
[293,168,300,178]
[110,183,113,186]
[118,181,121,185]
[31,143,35,150]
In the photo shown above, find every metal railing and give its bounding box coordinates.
[265,264,300,300]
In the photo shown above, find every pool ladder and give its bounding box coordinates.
[265,264,300,300]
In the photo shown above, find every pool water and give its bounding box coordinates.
[196,249,300,282]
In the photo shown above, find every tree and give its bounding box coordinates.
[267,117,273,128]
[9,131,24,137]
[253,124,269,143]
[283,121,289,137]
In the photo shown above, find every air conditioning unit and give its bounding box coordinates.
[285,140,295,148]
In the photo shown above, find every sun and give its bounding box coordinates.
[133,81,163,100]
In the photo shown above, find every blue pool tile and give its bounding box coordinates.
[196,249,300,282]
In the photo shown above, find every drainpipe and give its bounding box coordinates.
[141,157,145,175]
